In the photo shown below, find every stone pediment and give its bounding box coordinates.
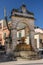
[10,4,35,20]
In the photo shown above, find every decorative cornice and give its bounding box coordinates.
[10,12,35,20]
[10,4,35,20]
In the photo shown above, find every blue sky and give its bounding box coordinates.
[0,0,43,28]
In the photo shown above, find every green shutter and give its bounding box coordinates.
[19,32,21,38]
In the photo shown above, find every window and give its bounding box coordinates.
[17,29,25,38]
[40,39,42,43]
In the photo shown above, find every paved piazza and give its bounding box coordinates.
[0,63,43,65]
[20,63,43,65]
[0,59,43,65]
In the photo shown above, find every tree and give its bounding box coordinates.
[4,8,12,46]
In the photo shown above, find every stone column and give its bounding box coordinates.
[30,30,37,51]
[11,29,17,51]
[11,17,17,51]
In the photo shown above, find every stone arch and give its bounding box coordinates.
[16,21,30,32]
[16,21,29,29]
[15,19,32,32]
[11,17,36,51]
[16,21,30,45]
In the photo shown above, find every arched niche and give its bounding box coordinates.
[16,22,30,45]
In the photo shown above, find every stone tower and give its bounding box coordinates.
[10,4,36,52]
